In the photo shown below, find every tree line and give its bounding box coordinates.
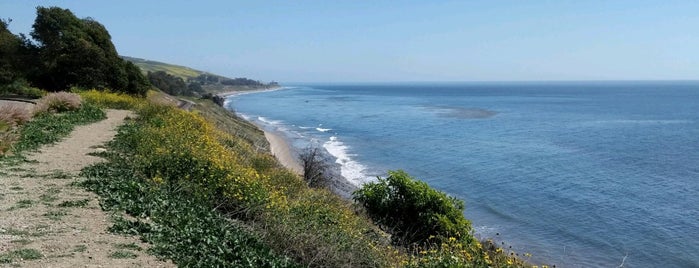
[0,7,149,95]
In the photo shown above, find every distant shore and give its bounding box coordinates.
[215,86,285,99]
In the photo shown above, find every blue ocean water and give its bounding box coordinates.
[225,82,699,267]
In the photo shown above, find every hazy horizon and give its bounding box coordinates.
[3,1,698,83]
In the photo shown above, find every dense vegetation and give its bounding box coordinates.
[147,71,199,96]
[0,7,149,95]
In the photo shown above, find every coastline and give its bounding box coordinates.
[220,89,359,198]
[264,129,303,174]
[215,86,285,99]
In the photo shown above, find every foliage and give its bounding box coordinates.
[147,71,190,96]
[34,91,82,114]
[11,102,105,153]
[354,170,474,246]
[78,102,398,267]
[77,89,145,109]
[0,19,30,86]
[0,248,43,263]
[1,7,149,95]
[80,120,299,267]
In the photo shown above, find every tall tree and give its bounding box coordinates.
[29,7,149,95]
[0,19,23,85]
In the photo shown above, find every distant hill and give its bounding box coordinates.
[121,56,221,81]
[122,56,278,95]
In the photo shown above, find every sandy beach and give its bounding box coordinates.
[264,130,303,175]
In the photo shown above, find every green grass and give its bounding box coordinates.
[114,242,142,251]
[58,199,90,208]
[0,248,43,263]
[109,250,137,259]
[190,98,269,151]
[44,210,68,221]
[72,245,87,253]
[12,199,34,209]
[10,239,32,245]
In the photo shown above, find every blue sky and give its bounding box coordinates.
[3,1,698,82]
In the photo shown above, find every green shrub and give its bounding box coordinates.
[354,170,474,246]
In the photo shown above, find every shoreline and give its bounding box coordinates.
[215,86,286,99]
[263,129,303,175]
[220,89,359,198]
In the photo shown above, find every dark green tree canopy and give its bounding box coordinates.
[0,19,25,85]
[20,6,149,95]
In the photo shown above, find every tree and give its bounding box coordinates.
[147,71,188,96]
[299,146,330,188]
[0,19,23,85]
[28,7,149,94]
[353,170,473,246]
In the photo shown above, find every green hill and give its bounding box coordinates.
[121,56,218,81]
[122,56,278,95]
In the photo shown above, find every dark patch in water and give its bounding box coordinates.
[424,106,497,119]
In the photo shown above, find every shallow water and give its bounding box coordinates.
[226,82,699,267]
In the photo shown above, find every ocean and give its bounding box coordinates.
[224,82,699,267]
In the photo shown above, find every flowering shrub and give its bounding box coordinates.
[34,92,82,114]
[77,89,145,109]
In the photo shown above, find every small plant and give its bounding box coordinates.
[109,250,137,259]
[34,92,82,115]
[44,210,68,221]
[58,199,90,207]
[114,242,142,251]
[0,248,43,263]
[72,245,87,253]
[14,199,35,209]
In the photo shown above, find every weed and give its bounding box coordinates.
[114,242,141,251]
[44,210,68,221]
[109,250,137,259]
[45,170,71,180]
[9,186,23,191]
[40,192,59,203]
[72,245,87,253]
[13,199,34,209]
[10,239,32,245]
[0,248,43,263]
[58,199,90,208]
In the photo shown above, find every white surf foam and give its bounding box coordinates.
[258,116,282,125]
[316,127,332,132]
[323,136,369,186]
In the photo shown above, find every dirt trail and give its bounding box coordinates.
[0,110,174,267]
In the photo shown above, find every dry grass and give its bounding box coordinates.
[34,92,82,115]
[0,103,32,127]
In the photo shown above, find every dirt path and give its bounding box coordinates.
[0,110,174,267]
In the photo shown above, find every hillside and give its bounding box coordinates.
[121,56,218,81]
[121,56,278,94]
